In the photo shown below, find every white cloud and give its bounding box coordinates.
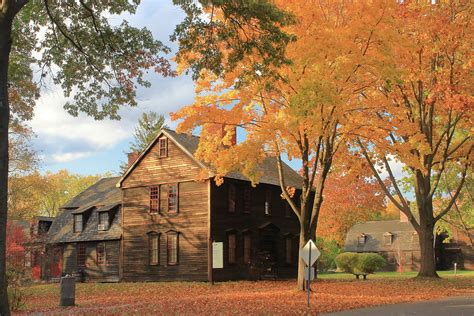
[31,91,132,150]
[51,151,94,163]
[28,1,196,169]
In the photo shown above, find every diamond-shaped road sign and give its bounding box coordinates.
[299,239,320,266]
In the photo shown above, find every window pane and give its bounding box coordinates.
[97,242,106,265]
[99,212,109,227]
[168,184,178,213]
[167,233,178,265]
[228,233,236,264]
[74,215,83,233]
[150,186,159,213]
[265,190,272,215]
[243,188,251,214]
[159,138,168,157]
[77,243,86,267]
[149,234,159,265]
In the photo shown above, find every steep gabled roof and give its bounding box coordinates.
[118,128,302,188]
[63,177,121,209]
[344,220,419,252]
[48,177,122,244]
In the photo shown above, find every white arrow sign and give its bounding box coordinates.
[299,239,320,266]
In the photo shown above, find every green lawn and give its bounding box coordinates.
[318,270,474,280]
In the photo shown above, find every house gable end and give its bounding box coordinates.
[119,130,208,189]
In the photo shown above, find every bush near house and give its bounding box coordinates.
[335,252,359,274]
[356,253,386,274]
[335,252,386,275]
[316,237,342,271]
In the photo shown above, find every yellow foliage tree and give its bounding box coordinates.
[355,1,473,277]
[173,0,397,290]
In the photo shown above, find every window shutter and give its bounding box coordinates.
[228,184,236,213]
[160,184,168,212]
[228,233,236,264]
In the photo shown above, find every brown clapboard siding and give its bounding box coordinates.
[210,179,300,281]
[121,135,205,189]
[60,241,120,282]
[121,136,210,281]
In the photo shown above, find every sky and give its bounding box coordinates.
[31,1,194,176]
[29,0,405,182]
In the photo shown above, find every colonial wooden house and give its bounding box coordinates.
[118,129,302,282]
[46,177,122,282]
[47,129,302,282]
[344,214,474,271]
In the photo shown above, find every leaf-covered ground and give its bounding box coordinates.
[16,275,474,315]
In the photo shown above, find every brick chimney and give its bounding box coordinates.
[400,210,409,222]
[127,152,139,168]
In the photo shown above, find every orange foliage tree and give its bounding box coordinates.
[355,1,473,277]
[172,0,395,290]
[318,172,385,245]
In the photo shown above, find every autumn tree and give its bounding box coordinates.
[317,171,385,245]
[0,1,174,313]
[172,0,395,290]
[38,170,102,218]
[355,1,473,277]
[0,0,302,309]
[120,111,167,173]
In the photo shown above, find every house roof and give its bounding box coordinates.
[344,220,419,252]
[37,216,54,222]
[63,177,121,208]
[48,177,122,244]
[118,128,303,188]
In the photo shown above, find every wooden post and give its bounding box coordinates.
[207,180,213,285]
[208,237,213,285]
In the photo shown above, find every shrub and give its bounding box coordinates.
[356,253,386,274]
[7,267,28,311]
[334,252,358,273]
[316,238,342,271]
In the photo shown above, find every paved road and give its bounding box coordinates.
[323,296,474,316]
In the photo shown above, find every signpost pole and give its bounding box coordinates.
[307,243,311,308]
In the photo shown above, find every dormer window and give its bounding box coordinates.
[384,232,393,245]
[74,215,83,233]
[159,138,168,157]
[358,233,367,245]
[98,212,109,231]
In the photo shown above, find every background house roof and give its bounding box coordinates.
[120,128,303,188]
[48,177,122,244]
[63,177,121,209]
[344,220,419,252]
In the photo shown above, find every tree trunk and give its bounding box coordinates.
[297,225,309,291]
[0,12,13,316]
[414,175,439,278]
[417,221,439,278]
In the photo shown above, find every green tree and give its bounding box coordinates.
[130,112,167,153]
[0,1,173,313]
[120,111,167,173]
[1,0,295,310]
[435,166,473,246]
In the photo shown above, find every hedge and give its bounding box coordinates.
[335,252,386,274]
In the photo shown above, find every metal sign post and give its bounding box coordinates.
[307,244,311,307]
[300,239,321,309]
